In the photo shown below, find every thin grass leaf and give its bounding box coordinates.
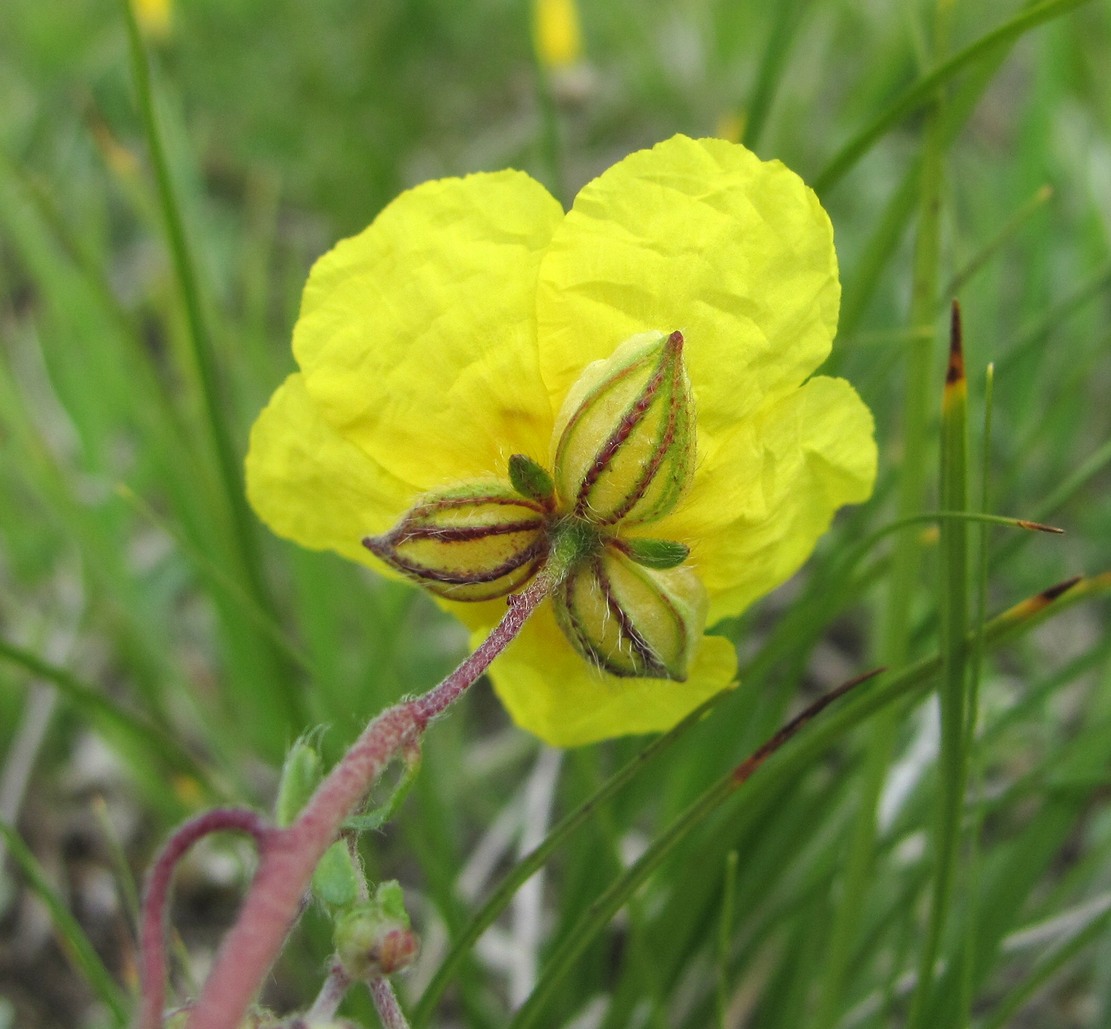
[943,186,1054,302]
[906,301,973,1028]
[118,0,304,742]
[818,7,953,1021]
[0,820,130,1025]
[509,571,1101,1028]
[814,0,1096,192]
[0,637,219,808]
[411,690,731,1027]
[740,0,809,151]
[982,897,1111,1029]
[716,849,739,1029]
[959,360,996,1018]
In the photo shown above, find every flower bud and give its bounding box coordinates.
[335,881,419,980]
[552,330,695,527]
[363,482,549,601]
[551,542,705,679]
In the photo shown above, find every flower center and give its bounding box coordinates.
[363,330,706,680]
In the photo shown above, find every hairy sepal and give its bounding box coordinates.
[551,543,705,679]
[363,482,548,601]
[552,330,695,526]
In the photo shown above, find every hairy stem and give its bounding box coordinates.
[305,962,352,1022]
[138,809,270,1029]
[368,977,410,1029]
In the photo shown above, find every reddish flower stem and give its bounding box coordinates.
[138,808,270,1029]
[368,976,409,1029]
[304,961,352,1022]
[146,575,550,1029]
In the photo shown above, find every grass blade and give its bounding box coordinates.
[815,0,1095,192]
[411,690,731,1027]
[906,301,973,1027]
[0,820,130,1025]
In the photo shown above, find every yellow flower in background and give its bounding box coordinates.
[246,134,877,747]
[131,0,172,39]
[532,0,583,69]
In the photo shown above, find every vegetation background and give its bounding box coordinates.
[1,0,1109,1026]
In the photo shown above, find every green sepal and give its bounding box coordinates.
[618,537,690,569]
[275,734,324,828]
[374,879,409,924]
[508,453,556,507]
[311,840,360,910]
[344,744,422,833]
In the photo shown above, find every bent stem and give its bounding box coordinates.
[138,575,551,1029]
[138,808,270,1029]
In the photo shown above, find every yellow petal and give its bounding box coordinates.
[294,172,565,491]
[245,373,413,574]
[536,135,839,445]
[484,606,738,747]
[646,376,876,625]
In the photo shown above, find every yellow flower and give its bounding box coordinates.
[246,134,877,747]
[532,0,583,69]
[131,0,172,39]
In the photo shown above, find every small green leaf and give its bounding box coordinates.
[275,736,324,828]
[508,453,555,506]
[619,537,690,569]
[374,880,409,923]
[311,840,361,910]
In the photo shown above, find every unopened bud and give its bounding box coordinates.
[363,483,549,601]
[552,331,695,526]
[551,542,705,679]
[335,881,419,980]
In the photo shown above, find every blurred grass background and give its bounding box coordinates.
[1,0,1110,1026]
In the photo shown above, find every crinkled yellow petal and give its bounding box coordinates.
[483,606,738,747]
[536,135,839,443]
[294,172,565,490]
[245,373,414,575]
[643,375,876,625]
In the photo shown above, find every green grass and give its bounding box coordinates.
[2,0,1111,1026]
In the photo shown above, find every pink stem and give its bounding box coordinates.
[305,961,352,1022]
[138,808,270,1029]
[368,976,409,1029]
[179,576,549,1029]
